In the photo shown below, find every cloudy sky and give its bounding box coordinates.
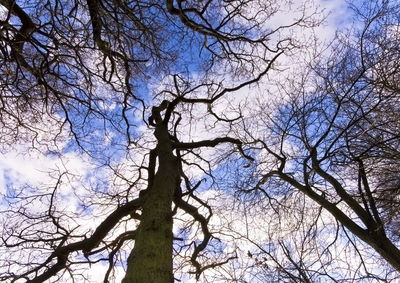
[0,0,384,282]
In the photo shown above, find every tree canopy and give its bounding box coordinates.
[0,0,400,282]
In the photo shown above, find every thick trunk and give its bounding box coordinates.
[123,121,179,283]
[359,231,400,272]
[278,172,400,272]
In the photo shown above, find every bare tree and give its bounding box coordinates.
[0,0,321,282]
[242,0,400,279]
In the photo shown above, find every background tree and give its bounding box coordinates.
[238,0,400,280]
[0,0,320,282]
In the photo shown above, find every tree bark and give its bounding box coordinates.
[123,120,179,283]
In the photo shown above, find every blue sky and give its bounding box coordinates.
[1,0,398,281]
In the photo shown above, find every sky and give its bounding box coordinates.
[1,0,394,282]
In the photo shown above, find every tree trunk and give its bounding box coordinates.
[123,121,179,283]
[365,233,400,272]
[278,171,400,272]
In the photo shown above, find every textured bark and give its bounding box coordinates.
[123,120,179,283]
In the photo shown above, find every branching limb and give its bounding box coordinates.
[13,198,143,282]
[173,195,211,279]
[173,137,254,162]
